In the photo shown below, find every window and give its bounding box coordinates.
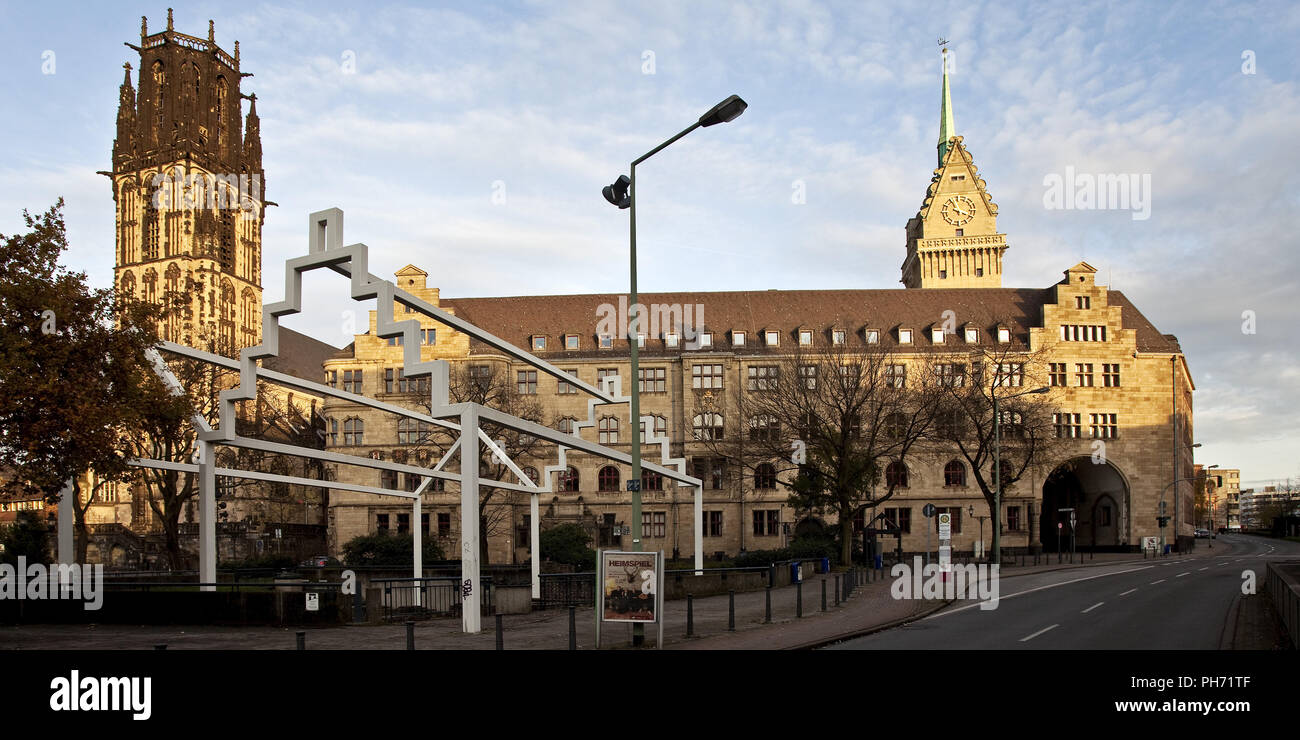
[422,328,436,345]
[964,327,979,344]
[754,463,777,489]
[697,332,713,348]
[939,269,948,279]
[398,509,412,534]
[997,327,1011,343]
[469,365,492,392]
[1076,296,1091,309]
[598,416,619,444]
[437,513,451,537]
[556,416,577,434]
[732,331,746,347]
[799,364,817,389]
[975,267,984,277]
[799,330,812,346]
[749,414,780,442]
[866,329,880,344]
[1102,363,1121,387]
[639,415,666,442]
[692,413,724,440]
[328,418,338,445]
[1100,505,1112,527]
[883,507,912,534]
[386,334,404,346]
[931,327,945,344]
[1074,363,1094,387]
[994,363,1023,387]
[381,469,398,489]
[1059,325,1106,342]
[748,365,779,391]
[557,369,579,394]
[886,364,906,388]
[517,370,538,394]
[753,510,780,537]
[705,511,723,537]
[599,334,613,349]
[641,468,663,491]
[565,334,579,350]
[692,364,723,389]
[934,363,965,387]
[692,457,726,489]
[1049,363,1067,386]
[598,465,620,492]
[559,466,580,492]
[898,328,912,344]
[597,368,619,387]
[1090,413,1117,439]
[343,369,363,393]
[376,513,389,534]
[936,506,962,534]
[397,418,432,445]
[764,330,779,347]
[1006,506,1022,532]
[885,461,909,488]
[384,368,395,393]
[1054,412,1081,438]
[944,460,966,487]
[643,512,666,538]
[324,370,337,387]
[343,417,364,445]
[638,367,666,393]
[832,329,846,345]
[531,335,547,351]
[636,334,646,348]
[521,466,539,485]
[665,332,679,348]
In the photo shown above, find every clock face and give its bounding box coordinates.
[941,194,976,226]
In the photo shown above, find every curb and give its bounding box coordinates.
[784,596,956,651]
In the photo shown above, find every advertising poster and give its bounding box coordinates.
[600,551,659,623]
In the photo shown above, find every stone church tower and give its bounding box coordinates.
[901,47,1008,289]
[111,10,265,356]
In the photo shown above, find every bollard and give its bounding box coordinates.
[352,589,365,623]
[686,594,695,637]
[765,586,772,623]
[728,590,736,632]
[568,606,577,650]
[821,578,827,612]
[406,620,415,651]
[797,582,803,618]
[834,575,841,606]
[495,614,504,651]
[296,631,305,651]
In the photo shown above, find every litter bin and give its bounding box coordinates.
[790,562,803,584]
[874,553,883,569]
[819,557,830,574]
[1163,544,1171,555]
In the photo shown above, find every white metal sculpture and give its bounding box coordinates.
[127,208,703,633]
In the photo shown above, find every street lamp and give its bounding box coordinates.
[602,94,747,646]
[992,385,1049,565]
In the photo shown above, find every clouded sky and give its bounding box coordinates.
[1,0,1297,484]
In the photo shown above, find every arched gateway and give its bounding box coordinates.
[1040,457,1131,551]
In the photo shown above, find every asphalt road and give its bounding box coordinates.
[827,534,1298,650]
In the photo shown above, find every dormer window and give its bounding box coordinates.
[665,332,679,348]
[531,335,547,351]
[866,329,880,345]
[636,334,646,348]
[565,334,579,350]
[765,330,779,347]
[799,330,812,346]
[732,331,746,347]
[997,326,1010,343]
[931,327,945,344]
[598,334,613,349]
[832,329,846,345]
[964,327,978,344]
[898,328,913,344]
[698,332,713,349]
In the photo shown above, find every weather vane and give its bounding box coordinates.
[938,37,950,52]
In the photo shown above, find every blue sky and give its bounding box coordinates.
[1,0,1298,485]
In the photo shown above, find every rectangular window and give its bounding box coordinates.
[437,513,451,537]
[384,367,395,393]
[469,365,492,392]
[665,332,679,348]
[1102,363,1121,387]
[376,513,390,534]
[866,329,880,344]
[697,332,713,348]
[422,328,436,345]
[422,513,430,533]
[748,365,779,391]
[517,370,537,394]
[403,473,420,493]
[935,363,966,387]
[599,334,613,349]
[557,369,579,394]
[1053,412,1081,438]
[531,335,546,351]
[1076,296,1091,309]
[1074,363,1094,387]
[324,370,337,387]
[1060,325,1106,342]
[753,510,780,536]
[1049,363,1067,387]
[832,329,846,345]
[798,364,817,389]
[884,507,911,534]
[765,330,779,347]
[381,469,398,489]
[732,331,746,347]
[799,330,812,345]
[597,368,619,387]
[1089,412,1117,439]
[692,457,726,490]
[397,513,410,534]
[997,327,1010,343]
[342,369,363,394]
[692,364,724,389]
[964,327,979,344]
[638,367,666,393]
[1006,506,1022,532]
[386,335,404,346]
[994,363,1023,387]
[886,364,906,389]
[639,511,666,539]
[705,511,723,537]
[565,334,579,350]
[931,327,945,344]
[898,328,913,344]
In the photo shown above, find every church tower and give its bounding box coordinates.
[112,10,265,356]
[901,46,1007,289]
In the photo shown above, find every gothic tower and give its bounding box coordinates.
[112,10,265,356]
[901,46,1007,289]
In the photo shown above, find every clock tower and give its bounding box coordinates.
[901,47,1007,289]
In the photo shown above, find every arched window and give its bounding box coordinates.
[944,460,966,487]
[143,268,157,305]
[343,418,364,446]
[692,412,724,440]
[994,460,1013,483]
[598,416,618,444]
[556,416,576,435]
[219,279,236,351]
[640,415,667,443]
[397,418,431,445]
[119,271,136,299]
[755,463,777,490]
[886,461,909,488]
[642,468,663,491]
[150,61,165,142]
[559,466,580,492]
[598,465,620,492]
[521,466,539,485]
[215,76,228,155]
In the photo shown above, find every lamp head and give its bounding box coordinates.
[699,94,748,127]
[602,174,631,209]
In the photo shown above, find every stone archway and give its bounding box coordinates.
[1041,458,1131,551]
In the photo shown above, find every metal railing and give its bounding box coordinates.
[538,573,594,609]
[376,576,494,622]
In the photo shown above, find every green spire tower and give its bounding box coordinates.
[938,47,956,166]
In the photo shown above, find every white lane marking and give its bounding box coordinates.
[1119,589,1138,596]
[1020,624,1059,642]
[1150,579,1166,584]
[1176,572,1189,578]
[923,565,1155,620]
[1081,602,1104,613]
[1199,567,1209,571]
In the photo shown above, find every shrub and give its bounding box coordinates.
[540,523,597,571]
[341,532,444,567]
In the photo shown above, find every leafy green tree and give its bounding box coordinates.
[341,531,443,567]
[539,523,596,570]
[0,511,52,565]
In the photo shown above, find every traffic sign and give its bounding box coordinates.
[937,512,951,540]
[305,593,319,612]
[922,503,936,518]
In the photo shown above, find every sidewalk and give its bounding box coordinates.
[0,546,1217,650]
